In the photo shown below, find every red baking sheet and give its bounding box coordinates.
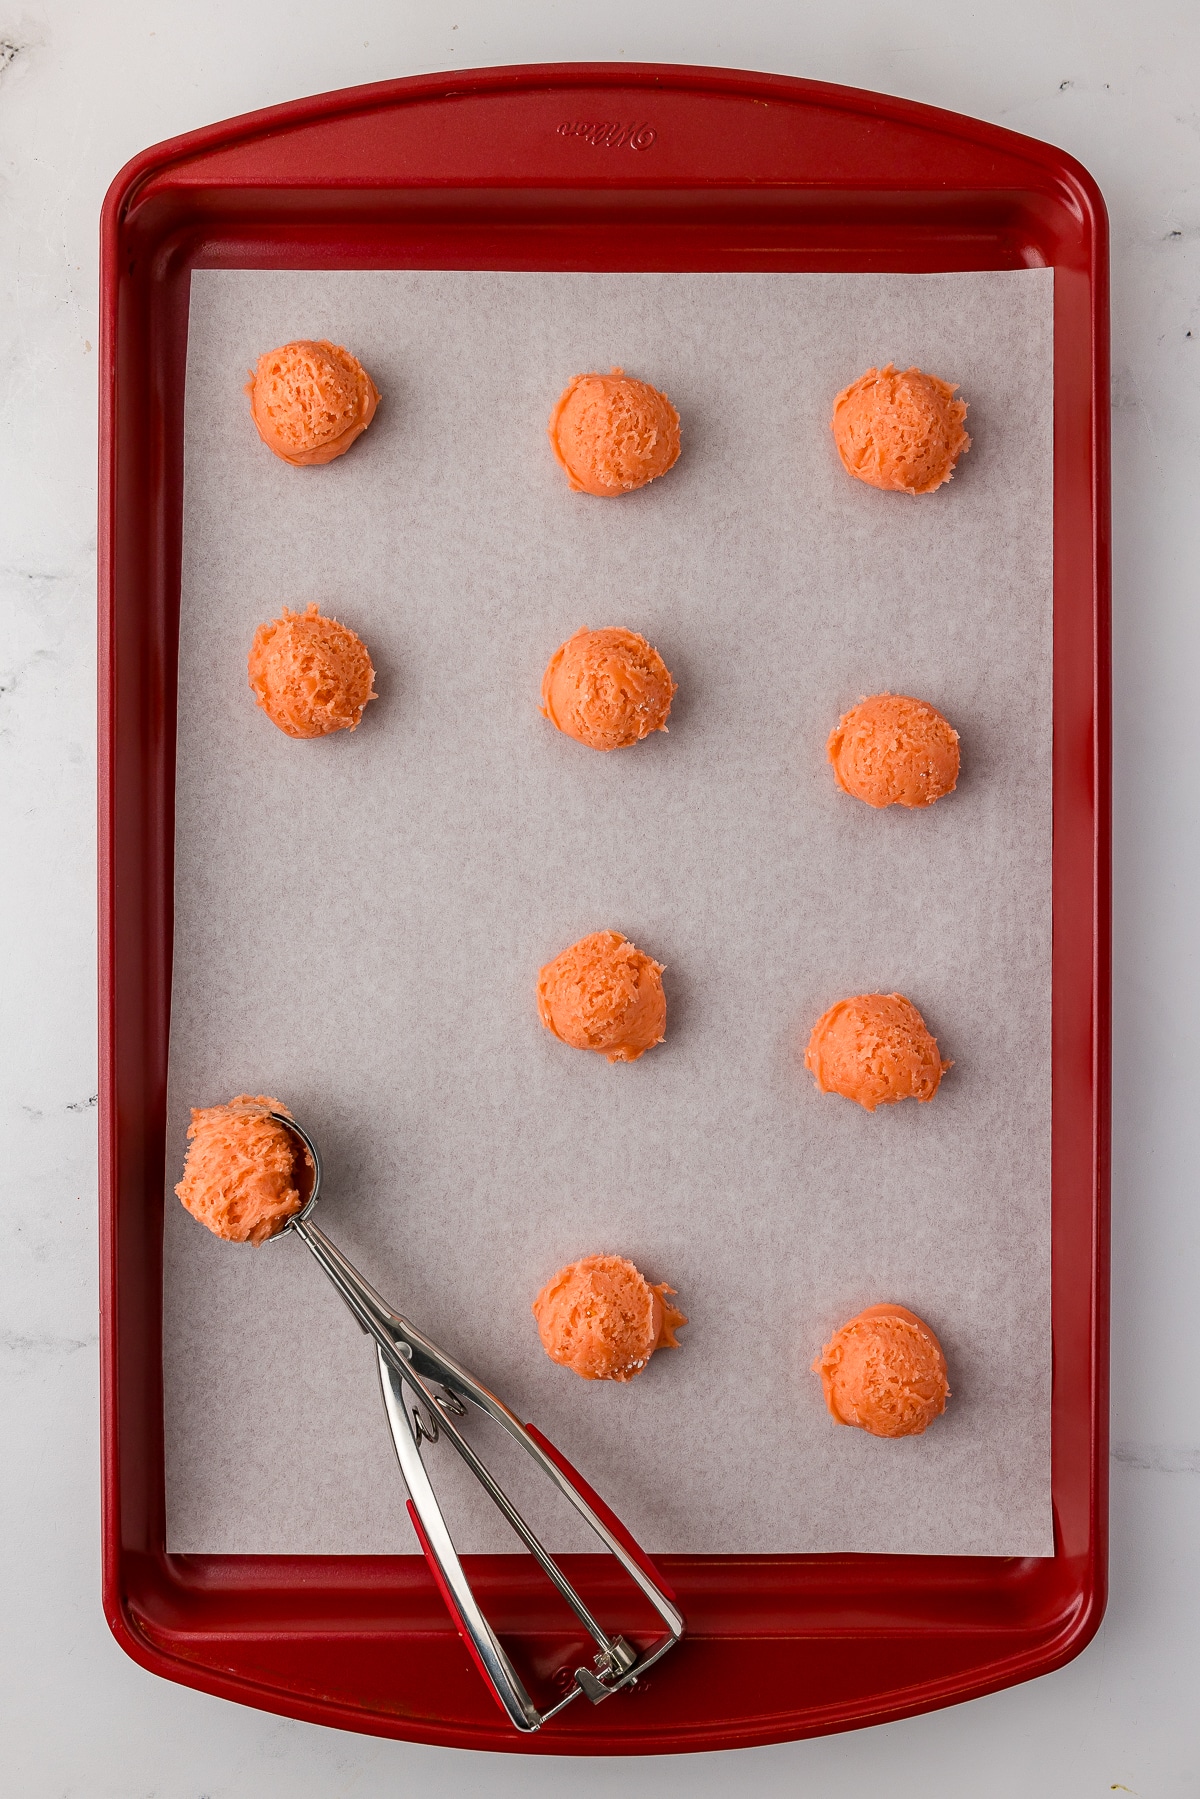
[98,62,1110,1754]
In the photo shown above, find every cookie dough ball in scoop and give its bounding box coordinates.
[537,930,666,1063]
[247,339,380,466]
[248,603,377,739]
[805,992,950,1111]
[548,367,681,496]
[828,692,960,808]
[813,1304,950,1437]
[541,626,676,751]
[175,1095,309,1245]
[831,364,969,495]
[533,1254,687,1382]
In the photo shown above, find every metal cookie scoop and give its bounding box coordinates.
[267,1113,684,1732]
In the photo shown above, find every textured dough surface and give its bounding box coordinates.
[247,339,379,466]
[828,691,960,808]
[814,1303,950,1438]
[831,363,969,495]
[548,367,680,496]
[805,992,951,1111]
[537,930,666,1063]
[248,602,377,739]
[541,625,676,751]
[175,1095,307,1245]
[533,1254,686,1381]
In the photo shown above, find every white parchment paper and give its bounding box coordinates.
[164,268,1054,1556]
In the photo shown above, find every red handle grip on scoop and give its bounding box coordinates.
[524,1423,679,1606]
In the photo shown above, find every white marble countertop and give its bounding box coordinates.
[2,3,1197,1794]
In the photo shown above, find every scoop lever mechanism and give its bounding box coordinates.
[271,1114,685,1732]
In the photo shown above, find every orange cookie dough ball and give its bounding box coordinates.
[805,992,950,1112]
[541,626,676,751]
[247,339,380,466]
[548,367,681,496]
[537,930,666,1063]
[831,363,969,495]
[813,1303,950,1438]
[828,692,960,809]
[248,603,377,739]
[533,1254,686,1382]
[175,1095,308,1245]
